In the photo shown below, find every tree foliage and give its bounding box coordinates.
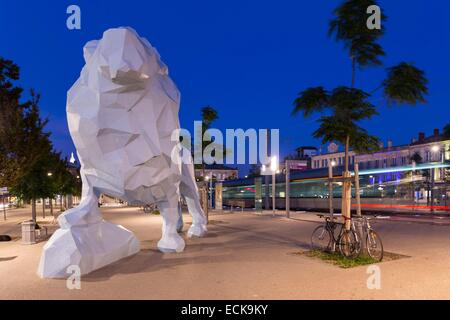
[0,57,79,219]
[329,0,386,67]
[383,62,428,105]
[294,86,380,154]
[444,124,450,140]
[292,1,428,171]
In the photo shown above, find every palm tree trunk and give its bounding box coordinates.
[42,198,45,219]
[31,198,36,222]
[342,56,357,231]
[342,134,352,231]
[344,135,350,172]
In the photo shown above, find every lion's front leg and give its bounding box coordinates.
[37,178,140,278]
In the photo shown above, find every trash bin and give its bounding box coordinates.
[21,220,36,245]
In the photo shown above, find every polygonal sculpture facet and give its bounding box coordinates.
[38,27,207,278]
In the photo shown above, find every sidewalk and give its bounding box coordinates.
[0,207,59,238]
[218,208,450,225]
[1,206,450,299]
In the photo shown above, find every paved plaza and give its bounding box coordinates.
[0,207,450,299]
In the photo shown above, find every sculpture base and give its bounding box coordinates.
[38,220,140,278]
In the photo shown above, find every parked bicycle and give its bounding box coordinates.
[311,214,359,258]
[143,203,157,214]
[350,216,384,261]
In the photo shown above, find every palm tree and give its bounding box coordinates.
[410,152,423,164]
[293,86,380,172]
[293,0,428,226]
[201,106,218,130]
[197,106,219,178]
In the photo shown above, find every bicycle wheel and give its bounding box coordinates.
[366,230,383,261]
[339,230,360,258]
[311,225,332,252]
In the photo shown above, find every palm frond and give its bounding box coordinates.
[383,62,428,105]
[329,0,386,68]
[292,87,329,117]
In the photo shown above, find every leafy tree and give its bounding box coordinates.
[9,91,55,221]
[12,151,54,221]
[1,57,76,221]
[0,58,32,188]
[49,155,81,212]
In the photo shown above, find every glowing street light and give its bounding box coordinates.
[331,160,337,167]
[47,172,53,177]
[270,156,278,172]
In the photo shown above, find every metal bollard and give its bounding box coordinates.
[21,220,36,245]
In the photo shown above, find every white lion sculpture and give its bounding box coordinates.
[38,27,207,278]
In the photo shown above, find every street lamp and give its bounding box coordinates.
[331,160,336,167]
[47,172,53,177]
[431,145,440,153]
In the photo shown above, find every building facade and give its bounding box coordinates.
[195,164,238,181]
[311,130,449,179]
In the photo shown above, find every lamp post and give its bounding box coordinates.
[42,171,53,219]
[261,156,279,215]
[285,160,291,219]
[328,160,336,221]
[430,145,441,213]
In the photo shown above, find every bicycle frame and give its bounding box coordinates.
[324,218,346,252]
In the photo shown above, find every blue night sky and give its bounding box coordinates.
[1,0,450,175]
